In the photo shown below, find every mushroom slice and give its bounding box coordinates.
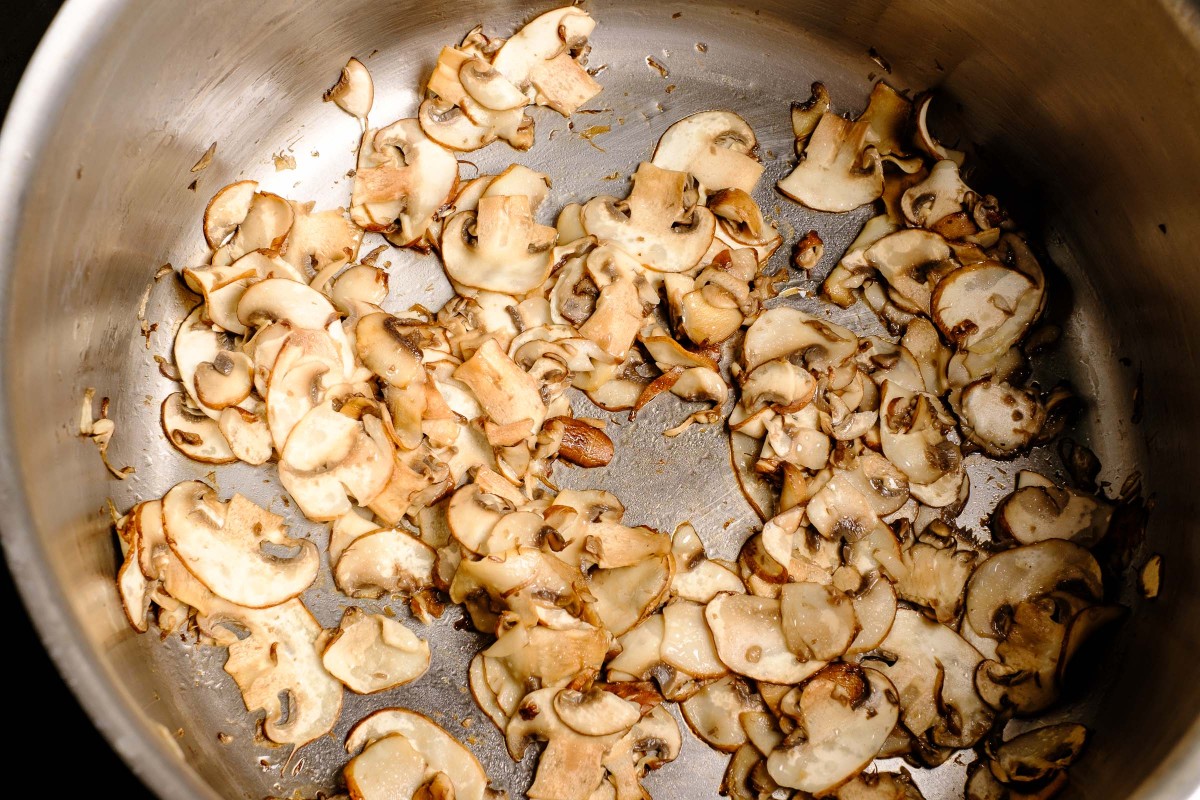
[661,600,727,678]
[966,762,1067,800]
[278,402,395,522]
[441,195,557,293]
[322,607,431,694]
[866,608,993,749]
[161,393,237,463]
[741,305,858,376]
[671,523,745,603]
[681,675,764,753]
[506,687,620,800]
[355,312,425,388]
[608,613,665,680]
[706,594,825,684]
[217,190,295,264]
[602,705,683,799]
[163,480,319,607]
[445,477,525,555]
[331,264,388,312]
[996,471,1112,546]
[334,527,436,599]
[492,6,600,115]
[454,338,547,434]
[901,159,971,228]
[418,97,497,151]
[590,555,673,636]
[324,56,374,120]
[777,113,882,212]
[709,188,783,262]
[729,430,779,521]
[895,541,976,625]
[914,94,965,166]
[351,118,459,247]
[765,664,899,794]
[990,723,1087,784]
[779,581,858,661]
[835,771,926,800]
[879,382,961,486]
[460,58,528,110]
[554,687,642,737]
[865,228,956,316]
[846,573,898,655]
[582,162,716,273]
[174,306,240,419]
[203,180,258,248]
[194,351,254,410]
[651,111,763,194]
[237,277,338,331]
[528,51,603,116]
[284,202,363,275]
[344,733,429,800]
[964,540,1103,639]
[346,708,492,800]
[958,378,1046,457]
[931,261,1042,355]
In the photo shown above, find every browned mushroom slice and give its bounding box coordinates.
[958,378,1046,457]
[554,687,642,737]
[213,189,295,265]
[322,607,431,693]
[681,675,765,753]
[651,111,764,194]
[995,471,1113,546]
[965,761,1067,800]
[194,350,254,410]
[355,312,425,388]
[441,194,557,293]
[729,430,778,521]
[931,261,1043,356]
[779,581,858,661]
[834,770,926,800]
[894,540,976,625]
[582,162,716,273]
[161,392,237,464]
[766,664,899,794]
[914,95,965,166]
[454,338,547,435]
[741,305,859,378]
[858,81,913,158]
[706,593,824,684]
[777,112,882,213]
[864,228,957,315]
[990,723,1087,784]
[324,56,374,120]
[791,82,832,143]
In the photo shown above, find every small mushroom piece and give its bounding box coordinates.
[858,81,913,158]
[966,762,1067,800]
[651,111,764,194]
[459,57,528,110]
[879,382,961,486]
[324,57,374,120]
[355,312,425,388]
[161,393,237,464]
[322,607,431,693]
[346,708,492,800]
[581,162,716,273]
[777,113,882,213]
[965,540,1103,639]
[670,523,745,603]
[834,771,926,800]
[680,676,764,753]
[334,527,437,599]
[958,378,1046,457]
[779,581,858,661]
[237,277,338,331]
[162,480,318,607]
[914,94,965,166]
[765,664,900,794]
[553,688,642,737]
[441,195,558,293]
[791,82,832,143]
[418,97,497,151]
[454,338,547,435]
[550,416,615,468]
[901,159,973,228]
[589,555,674,637]
[344,733,430,800]
[846,573,898,655]
[602,704,682,799]
[708,188,783,261]
[995,471,1113,546]
[894,540,976,625]
[330,264,389,312]
[351,118,459,247]
[990,723,1087,784]
[706,593,825,684]
[215,190,296,264]
[174,305,241,419]
[194,351,254,410]
[660,600,727,678]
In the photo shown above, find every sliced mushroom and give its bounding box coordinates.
[651,111,763,194]
[554,687,642,737]
[355,312,425,388]
[418,97,497,151]
[777,113,882,212]
[460,57,528,110]
[162,480,318,607]
[582,162,716,273]
[846,573,898,655]
[161,392,237,463]
[442,194,557,293]
[835,771,926,800]
[324,57,374,120]
[215,190,295,265]
[779,581,858,661]
[602,704,682,800]
[454,338,547,435]
[765,664,899,794]
[174,305,241,419]
[681,675,764,753]
[670,523,745,603]
[608,613,665,680]
[706,593,824,684]
[203,180,258,248]
[966,761,1067,800]
[334,527,437,598]
[914,94,965,166]
[344,733,430,800]
[322,607,431,693]
[660,600,727,678]
[958,378,1046,457]
[492,6,601,116]
[194,350,254,410]
[879,382,961,486]
[931,261,1043,356]
[589,555,673,636]
[864,228,956,316]
[996,471,1112,546]
[237,277,338,331]
[990,723,1087,784]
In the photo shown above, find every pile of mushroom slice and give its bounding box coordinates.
[106,2,1140,795]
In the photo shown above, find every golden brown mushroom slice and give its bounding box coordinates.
[995,470,1113,546]
[162,479,318,607]
[333,527,437,599]
[651,111,764,194]
[989,723,1087,785]
[322,607,431,694]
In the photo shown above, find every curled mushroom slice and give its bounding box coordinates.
[203,180,258,248]
[582,162,716,273]
[958,378,1046,457]
[322,607,431,693]
[351,118,459,247]
[964,540,1103,639]
[590,555,674,637]
[237,277,338,331]
[334,527,437,599]
[914,94,965,166]
[765,664,900,794]
[996,471,1112,546]
[779,581,858,661]
[355,312,425,388]
[454,338,548,435]
[174,306,241,419]
[706,593,824,684]
[460,58,528,110]
[163,480,319,607]
[161,393,237,464]
[325,56,374,120]
[194,350,254,410]
[442,194,558,293]
[346,708,493,800]
[681,675,764,753]
[553,687,642,737]
[708,188,783,262]
[741,305,859,378]
[847,573,898,655]
[777,112,882,213]
[651,111,764,194]
[214,190,295,265]
[990,723,1087,785]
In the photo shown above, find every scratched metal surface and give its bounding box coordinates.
[0,1,1151,799]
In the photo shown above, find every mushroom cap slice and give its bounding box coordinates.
[651,111,764,194]
[460,57,528,111]
[864,228,956,316]
[661,600,727,678]
[846,573,898,655]
[334,527,436,599]
[553,687,642,737]
[589,554,674,637]
[958,378,1046,457]
[322,608,431,694]
[418,97,497,151]
[931,261,1042,355]
[582,162,716,273]
[966,762,1067,800]
[990,723,1087,784]
[706,593,825,684]
[203,180,258,248]
[777,113,883,213]
[194,350,254,410]
[441,194,557,293]
[344,733,429,800]
[346,708,491,800]
[965,540,1103,639]
[454,338,547,433]
[161,392,237,463]
[162,480,318,607]
[608,613,665,680]
[741,305,858,375]
[174,305,241,419]
[492,6,597,93]
[779,581,858,661]
[237,277,338,331]
[681,675,764,753]
[355,312,425,388]
[765,664,899,794]
[324,56,374,120]
[506,687,619,800]
[879,381,961,486]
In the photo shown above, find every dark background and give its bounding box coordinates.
[2,2,155,796]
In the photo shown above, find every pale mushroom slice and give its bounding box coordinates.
[660,600,727,679]
[174,305,241,419]
[351,118,459,248]
[194,350,254,411]
[589,554,674,636]
[330,264,388,313]
[989,723,1087,784]
[931,260,1043,356]
[278,401,395,522]
[343,733,430,800]
[418,96,498,151]
[162,480,318,607]
[879,381,962,487]
[581,162,716,273]
[355,312,425,388]
[491,6,601,115]
[670,522,745,603]
[237,277,338,332]
[706,593,825,684]
[324,56,374,120]
[681,675,765,753]
[346,708,493,800]
[608,613,665,681]
[214,190,296,265]
[996,471,1112,546]
[846,573,898,655]
[454,338,547,434]
[779,581,858,661]
[964,540,1103,639]
[864,228,957,316]
[651,111,764,194]
[334,527,437,599]
[901,159,972,228]
[914,94,965,166]
[740,305,859,378]
[777,112,882,212]
[441,194,558,293]
[283,202,363,275]
[865,607,993,749]
[459,57,528,110]
[765,664,900,794]
[322,607,431,694]
[958,378,1046,457]
[161,392,237,464]
[708,189,783,264]
[554,687,642,737]
[203,180,258,248]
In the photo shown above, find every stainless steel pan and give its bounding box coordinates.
[0,1,1193,798]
